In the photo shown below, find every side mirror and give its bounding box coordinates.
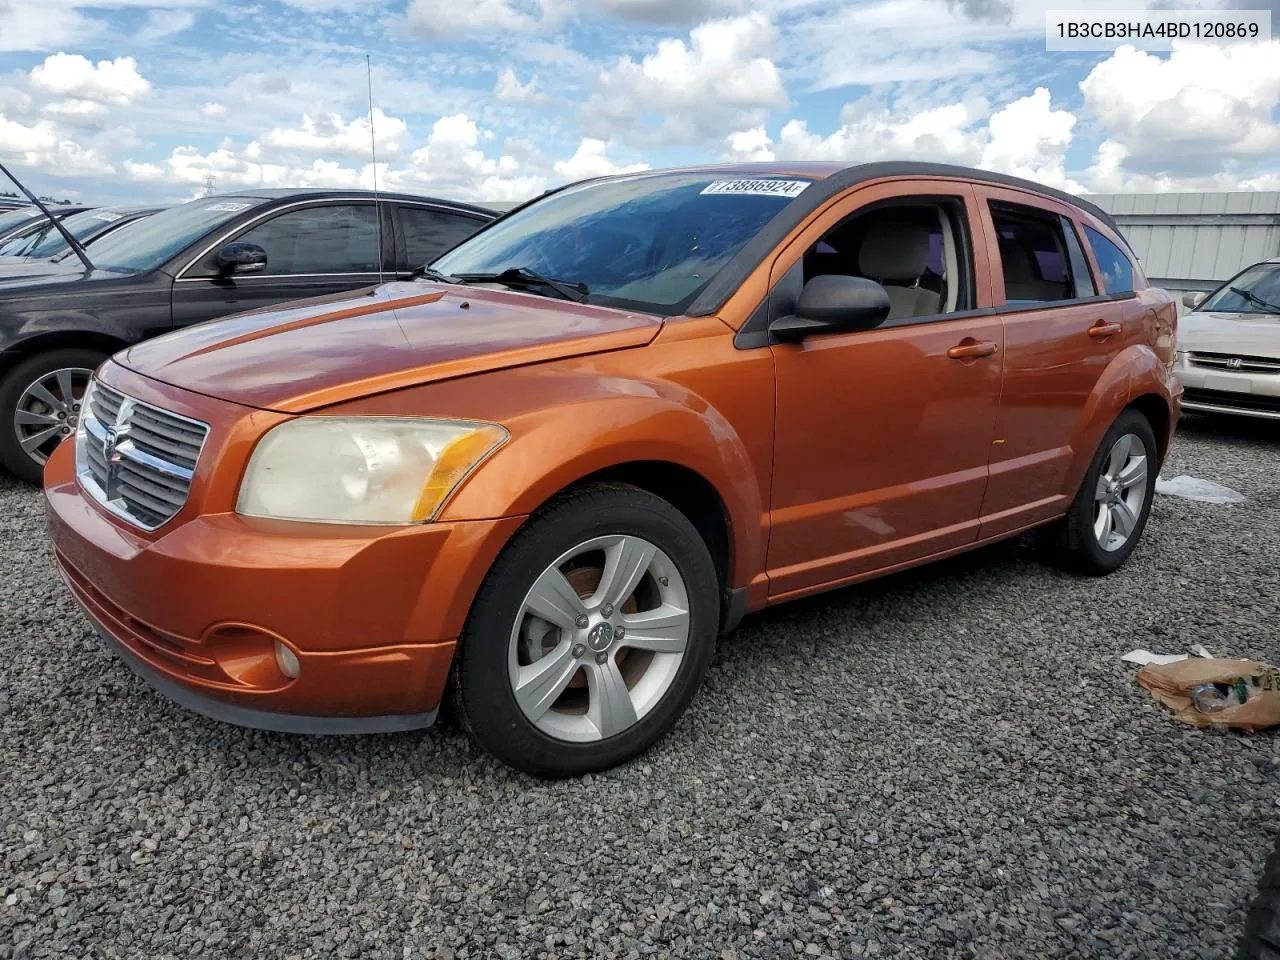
[770,275,892,341]
[215,241,268,275]
[1182,291,1206,309]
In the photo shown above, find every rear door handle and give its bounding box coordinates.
[1088,320,1123,339]
[947,339,999,360]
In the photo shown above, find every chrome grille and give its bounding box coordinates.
[75,380,209,531]
[1188,352,1280,375]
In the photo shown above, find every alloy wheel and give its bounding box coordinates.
[1093,432,1148,552]
[508,534,691,743]
[13,367,93,467]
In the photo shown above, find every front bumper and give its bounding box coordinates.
[1177,357,1280,420]
[44,440,524,732]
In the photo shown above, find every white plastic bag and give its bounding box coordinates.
[1154,475,1245,504]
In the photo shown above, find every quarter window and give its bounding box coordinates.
[216,204,381,276]
[989,202,1078,304]
[401,207,486,267]
[1083,224,1135,295]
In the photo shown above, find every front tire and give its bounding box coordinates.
[0,349,106,485]
[1049,408,1158,575]
[453,483,719,778]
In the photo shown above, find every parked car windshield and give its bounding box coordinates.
[0,207,40,235]
[0,209,127,259]
[1200,262,1280,314]
[84,197,268,274]
[430,172,813,314]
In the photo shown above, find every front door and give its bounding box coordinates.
[171,201,392,329]
[765,180,1005,599]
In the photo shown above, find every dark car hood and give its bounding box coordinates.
[118,281,663,413]
[0,265,142,299]
[0,257,86,283]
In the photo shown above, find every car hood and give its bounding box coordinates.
[118,281,664,413]
[1179,310,1280,358]
[0,265,132,296]
[0,256,76,281]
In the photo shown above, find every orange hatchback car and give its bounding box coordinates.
[44,162,1180,777]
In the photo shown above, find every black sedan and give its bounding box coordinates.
[0,205,93,247]
[0,204,163,272]
[0,188,494,482]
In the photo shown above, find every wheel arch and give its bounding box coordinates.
[1126,392,1172,467]
[0,330,128,379]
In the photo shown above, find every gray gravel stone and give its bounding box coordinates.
[1,413,1277,959]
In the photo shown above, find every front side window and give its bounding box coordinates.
[431,173,809,314]
[798,198,973,321]
[1083,224,1135,295]
[88,197,269,273]
[205,203,381,276]
[1199,262,1280,314]
[990,202,1078,304]
[401,207,486,267]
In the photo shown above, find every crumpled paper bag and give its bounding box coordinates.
[1136,658,1280,732]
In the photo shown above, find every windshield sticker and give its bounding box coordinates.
[701,179,811,199]
[204,202,252,213]
[91,211,122,222]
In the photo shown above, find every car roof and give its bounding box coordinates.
[208,187,495,218]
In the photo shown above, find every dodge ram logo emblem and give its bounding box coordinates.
[102,399,134,501]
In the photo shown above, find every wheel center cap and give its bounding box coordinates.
[586,622,615,652]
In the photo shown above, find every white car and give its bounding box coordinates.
[1176,257,1280,421]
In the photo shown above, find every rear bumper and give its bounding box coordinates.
[44,440,524,730]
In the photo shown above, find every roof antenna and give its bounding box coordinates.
[0,160,94,274]
[366,54,386,288]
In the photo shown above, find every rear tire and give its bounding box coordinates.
[453,483,719,778]
[0,348,106,485]
[1047,408,1158,575]
[1238,841,1280,960]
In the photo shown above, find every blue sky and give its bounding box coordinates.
[1,0,1279,206]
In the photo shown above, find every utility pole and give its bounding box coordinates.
[202,173,217,197]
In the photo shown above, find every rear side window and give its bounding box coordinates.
[988,202,1077,304]
[1083,225,1135,295]
[401,207,486,266]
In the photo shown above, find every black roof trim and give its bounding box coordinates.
[207,188,495,218]
[684,161,1133,317]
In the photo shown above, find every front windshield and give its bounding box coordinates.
[1200,262,1280,314]
[86,197,267,273]
[0,207,39,236]
[430,172,814,314]
[22,209,132,259]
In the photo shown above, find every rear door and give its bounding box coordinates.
[972,185,1136,538]
[170,200,393,328]
[393,202,490,276]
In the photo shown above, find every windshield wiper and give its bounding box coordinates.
[0,160,94,274]
[453,267,589,303]
[1229,286,1280,314]
[413,266,460,283]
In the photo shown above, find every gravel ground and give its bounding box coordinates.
[2,415,1278,960]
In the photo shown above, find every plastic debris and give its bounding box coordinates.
[1136,658,1280,732]
[1122,650,1187,666]
[1154,475,1245,504]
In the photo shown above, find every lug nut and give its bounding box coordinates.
[613,626,625,640]
[601,602,613,618]
[595,652,608,665]
[571,644,586,658]
[574,614,589,628]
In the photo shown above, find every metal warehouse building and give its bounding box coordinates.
[1082,191,1280,311]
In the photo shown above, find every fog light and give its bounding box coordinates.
[275,641,301,679]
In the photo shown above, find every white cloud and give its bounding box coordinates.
[0,113,114,176]
[590,13,787,144]
[588,0,742,23]
[137,9,197,43]
[42,98,110,128]
[494,67,545,105]
[28,53,150,106]
[1080,41,1280,182]
[200,102,229,121]
[406,0,541,36]
[0,1,95,53]
[552,138,648,180]
[390,113,545,201]
[258,108,408,160]
[728,87,1082,191]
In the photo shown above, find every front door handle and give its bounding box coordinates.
[947,339,999,360]
[1088,320,1123,339]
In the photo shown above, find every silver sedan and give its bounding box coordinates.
[1176,257,1280,421]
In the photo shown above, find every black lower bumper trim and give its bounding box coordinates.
[92,622,439,736]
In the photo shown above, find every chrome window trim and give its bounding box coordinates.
[173,196,486,281]
[174,272,385,284]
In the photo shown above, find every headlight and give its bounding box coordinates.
[236,417,507,524]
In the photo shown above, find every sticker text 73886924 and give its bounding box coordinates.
[700,179,811,199]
